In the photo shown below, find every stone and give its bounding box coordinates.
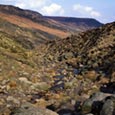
[111,72,115,82]
[30,82,50,91]
[19,77,32,85]
[7,96,20,107]
[35,98,47,108]
[11,102,59,115]
[82,92,112,114]
[84,70,98,81]
[99,77,109,84]
[100,96,115,115]
[8,80,17,88]
[0,108,11,115]
[64,52,74,59]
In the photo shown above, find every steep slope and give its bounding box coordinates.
[0,16,69,48]
[40,22,115,77]
[0,4,69,43]
[34,22,115,114]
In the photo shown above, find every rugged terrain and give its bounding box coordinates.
[0,5,102,44]
[0,4,114,115]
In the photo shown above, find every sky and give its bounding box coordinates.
[0,0,115,23]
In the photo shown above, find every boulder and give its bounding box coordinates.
[11,102,59,115]
[100,96,115,115]
[30,82,50,91]
[82,92,111,114]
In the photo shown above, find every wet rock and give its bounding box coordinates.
[11,102,59,115]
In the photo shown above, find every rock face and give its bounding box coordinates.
[11,102,59,115]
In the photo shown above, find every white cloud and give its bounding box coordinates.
[15,3,26,8]
[73,4,101,17]
[2,0,64,16]
[5,0,13,2]
[90,11,101,17]
[15,0,49,9]
[41,3,64,16]
[85,7,93,12]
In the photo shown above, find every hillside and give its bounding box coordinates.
[0,4,69,45]
[0,19,114,114]
[0,4,114,115]
[42,22,115,76]
[36,22,115,114]
[45,16,103,32]
[0,5,103,44]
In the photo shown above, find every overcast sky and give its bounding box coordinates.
[0,0,115,23]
